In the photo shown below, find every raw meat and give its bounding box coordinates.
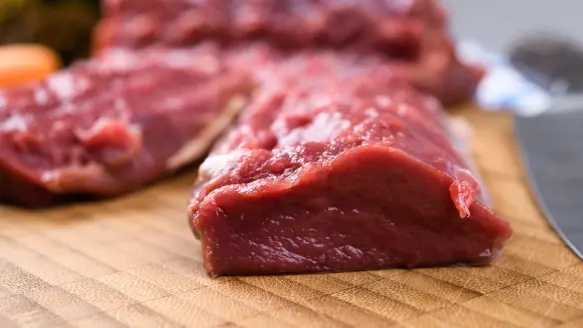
[187,57,512,277]
[0,44,251,208]
[225,42,483,107]
[95,0,484,106]
[0,42,477,208]
[96,0,447,56]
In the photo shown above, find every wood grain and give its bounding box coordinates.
[1,108,582,328]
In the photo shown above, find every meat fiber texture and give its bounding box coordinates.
[0,44,251,208]
[95,0,484,106]
[187,55,513,277]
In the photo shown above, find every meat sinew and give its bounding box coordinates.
[187,55,512,277]
[0,44,251,208]
[95,0,483,106]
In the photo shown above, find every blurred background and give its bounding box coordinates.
[444,0,581,53]
[1,0,581,94]
[0,0,100,65]
[3,0,581,64]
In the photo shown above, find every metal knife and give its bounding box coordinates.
[510,33,583,259]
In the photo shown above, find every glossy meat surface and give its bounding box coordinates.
[187,57,512,277]
[0,44,250,207]
[96,0,483,106]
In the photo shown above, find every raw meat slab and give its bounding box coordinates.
[0,45,251,207]
[187,59,512,276]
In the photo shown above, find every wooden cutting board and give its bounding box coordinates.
[1,107,582,328]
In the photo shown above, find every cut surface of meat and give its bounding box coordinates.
[0,44,251,208]
[95,0,483,106]
[187,62,512,277]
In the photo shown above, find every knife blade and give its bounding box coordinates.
[515,111,583,259]
[510,33,583,259]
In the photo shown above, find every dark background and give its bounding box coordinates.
[444,0,581,53]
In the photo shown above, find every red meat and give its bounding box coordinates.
[187,56,512,277]
[0,44,251,207]
[95,0,483,106]
[98,0,445,54]
[224,42,483,107]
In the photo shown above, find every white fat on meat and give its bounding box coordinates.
[46,72,91,101]
[0,114,29,132]
[166,95,247,171]
[198,149,251,182]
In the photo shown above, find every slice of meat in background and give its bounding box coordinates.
[0,44,251,208]
[95,0,483,106]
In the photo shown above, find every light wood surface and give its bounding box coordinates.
[1,108,581,328]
